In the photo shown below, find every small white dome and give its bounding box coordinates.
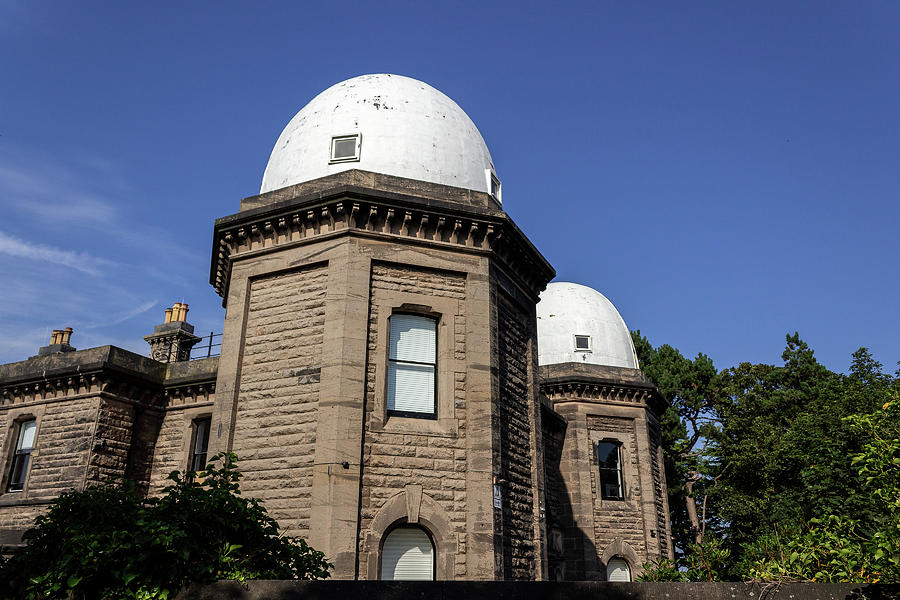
[260,74,498,197]
[537,282,638,369]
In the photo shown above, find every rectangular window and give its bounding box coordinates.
[574,335,591,351]
[7,419,36,492]
[597,441,624,500]
[189,417,211,473]
[330,134,361,163]
[387,314,437,418]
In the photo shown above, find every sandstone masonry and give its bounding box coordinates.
[0,170,671,581]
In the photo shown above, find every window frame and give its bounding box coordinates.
[329,133,361,164]
[597,439,625,501]
[485,168,502,204]
[574,334,592,352]
[188,415,212,473]
[6,418,37,493]
[369,285,461,437]
[386,313,438,420]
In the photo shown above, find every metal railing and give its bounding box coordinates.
[191,332,222,360]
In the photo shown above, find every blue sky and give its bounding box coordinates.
[1,1,897,373]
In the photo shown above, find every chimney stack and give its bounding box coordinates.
[144,302,201,363]
[38,327,76,356]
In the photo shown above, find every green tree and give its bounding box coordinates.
[745,393,900,582]
[636,333,898,582]
[632,331,722,557]
[0,453,331,599]
[715,338,889,577]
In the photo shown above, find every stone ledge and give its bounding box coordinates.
[237,170,500,215]
[176,581,900,600]
[0,346,165,388]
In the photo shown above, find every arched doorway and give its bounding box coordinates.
[380,525,435,580]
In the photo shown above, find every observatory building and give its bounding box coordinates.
[0,74,671,581]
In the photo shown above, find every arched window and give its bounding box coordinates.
[606,557,631,582]
[380,526,435,580]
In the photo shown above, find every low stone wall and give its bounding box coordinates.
[177,581,900,600]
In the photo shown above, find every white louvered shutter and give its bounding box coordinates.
[381,527,434,580]
[607,558,631,582]
[387,315,436,414]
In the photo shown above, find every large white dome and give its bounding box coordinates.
[537,282,639,369]
[260,74,498,196]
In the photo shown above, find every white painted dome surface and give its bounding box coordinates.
[261,74,497,195]
[537,282,638,369]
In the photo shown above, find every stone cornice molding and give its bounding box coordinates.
[0,348,219,410]
[540,363,667,416]
[543,380,654,407]
[209,174,555,304]
[163,382,216,407]
[0,371,163,408]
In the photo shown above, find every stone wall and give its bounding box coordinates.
[19,397,97,500]
[494,292,536,580]
[587,414,648,568]
[540,405,569,581]
[88,398,136,484]
[0,395,98,542]
[647,417,670,555]
[177,581,900,600]
[358,262,468,579]
[147,400,215,495]
[129,406,163,497]
[147,357,218,494]
[0,347,219,544]
[231,266,328,538]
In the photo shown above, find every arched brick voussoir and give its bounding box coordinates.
[600,537,642,578]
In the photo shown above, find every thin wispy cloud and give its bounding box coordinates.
[80,299,158,329]
[0,231,115,276]
[0,147,200,266]
[0,144,222,365]
[0,161,118,225]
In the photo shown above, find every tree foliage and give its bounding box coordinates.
[635,332,899,582]
[745,395,900,582]
[0,453,331,599]
[632,331,722,555]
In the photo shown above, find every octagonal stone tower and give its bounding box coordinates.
[537,282,673,581]
[208,75,554,580]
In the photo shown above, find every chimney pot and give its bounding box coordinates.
[146,300,200,362]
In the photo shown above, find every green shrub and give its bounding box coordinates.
[0,453,331,599]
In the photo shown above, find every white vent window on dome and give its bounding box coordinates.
[486,169,502,203]
[330,134,361,163]
[574,335,591,352]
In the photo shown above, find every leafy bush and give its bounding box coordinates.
[0,453,331,599]
[744,397,900,583]
[638,536,731,582]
